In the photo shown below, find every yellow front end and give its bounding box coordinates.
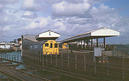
[62,43,69,49]
[43,40,59,55]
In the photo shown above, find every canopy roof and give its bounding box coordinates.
[62,27,120,43]
[36,30,60,40]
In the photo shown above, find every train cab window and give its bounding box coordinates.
[55,43,58,48]
[45,43,49,47]
[50,43,53,48]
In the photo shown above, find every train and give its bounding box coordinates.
[21,35,60,68]
[62,43,69,49]
[42,40,59,55]
[22,35,59,55]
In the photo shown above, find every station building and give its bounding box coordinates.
[22,30,60,54]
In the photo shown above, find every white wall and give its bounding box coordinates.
[0,45,11,49]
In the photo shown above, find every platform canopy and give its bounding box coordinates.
[62,27,120,43]
[36,30,60,40]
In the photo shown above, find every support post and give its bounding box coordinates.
[76,41,78,49]
[84,54,86,72]
[81,40,83,49]
[75,54,78,71]
[46,54,47,65]
[67,51,70,70]
[83,39,86,48]
[83,40,85,49]
[93,55,96,74]
[96,38,98,47]
[91,39,93,48]
[61,53,63,69]
[56,54,57,66]
[86,39,89,48]
[51,54,52,65]
[42,55,44,68]
[104,37,106,48]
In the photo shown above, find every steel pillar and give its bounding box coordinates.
[96,38,98,47]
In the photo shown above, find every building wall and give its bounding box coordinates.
[0,44,11,49]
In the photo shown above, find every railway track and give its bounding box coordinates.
[0,62,50,81]
[42,66,90,81]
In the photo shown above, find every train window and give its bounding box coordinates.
[45,43,49,47]
[50,43,53,48]
[55,43,58,48]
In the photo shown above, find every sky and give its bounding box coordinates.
[0,0,129,44]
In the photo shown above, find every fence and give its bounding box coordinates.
[23,46,129,81]
[0,52,22,62]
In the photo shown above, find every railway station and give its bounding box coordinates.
[2,27,129,81]
[61,27,120,51]
[0,0,129,80]
[16,27,129,81]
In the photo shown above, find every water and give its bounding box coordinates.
[0,51,22,62]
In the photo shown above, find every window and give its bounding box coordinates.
[50,43,53,48]
[45,43,49,47]
[55,43,58,48]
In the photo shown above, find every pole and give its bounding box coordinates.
[68,50,70,70]
[46,53,47,65]
[122,54,125,80]
[104,37,106,49]
[40,44,43,70]
[56,54,57,66]
[84,54,86,72]
[51,54,52,65]
[61,53,63,69]
[91,39,93,48]
[93,55,96,74]
[75,54,78,71]
[96,38,98,47]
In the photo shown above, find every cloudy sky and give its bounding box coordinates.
[0,0,129,44]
